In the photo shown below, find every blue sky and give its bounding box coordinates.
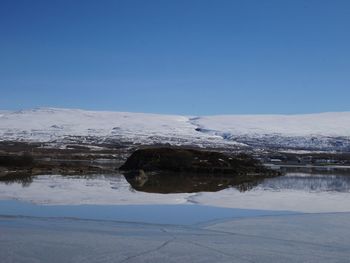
[1,0,349,115]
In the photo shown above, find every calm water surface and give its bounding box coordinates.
[0,167,349,224]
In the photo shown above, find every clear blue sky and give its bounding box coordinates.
[1,0,349,115]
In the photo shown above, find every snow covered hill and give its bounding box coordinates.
[191,113,350,151]
[0,108,350,151]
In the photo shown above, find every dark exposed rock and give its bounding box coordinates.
[0,150,120,181]
[0,154,34,167]
[119,147,278,175]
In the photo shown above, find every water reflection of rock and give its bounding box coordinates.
[123,171,268,193]
[0,174,33,187]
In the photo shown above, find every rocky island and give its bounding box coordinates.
[120,147,281,193]
[120,147,277,175]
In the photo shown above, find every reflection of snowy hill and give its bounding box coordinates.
[1,173,350,212]
[1,108,350,151]
[260,173,350,192]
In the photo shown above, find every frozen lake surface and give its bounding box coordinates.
[0,200,294,225]
[1,212,350,263]
[1,168,350,262]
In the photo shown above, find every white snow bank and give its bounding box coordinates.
[193,112,350,137]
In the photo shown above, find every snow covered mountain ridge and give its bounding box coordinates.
[1,108,350,151]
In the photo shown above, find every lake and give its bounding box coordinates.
[1,167,350,224]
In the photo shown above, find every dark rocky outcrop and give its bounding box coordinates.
[120,147,281,193]
[0,151,119,181]
[0,154,34,167]
[119,147,278,175]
